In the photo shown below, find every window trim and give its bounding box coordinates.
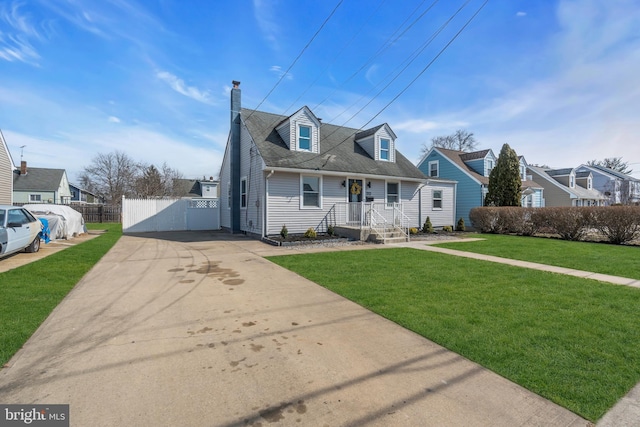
[432,189,443,210]
[300,175,322,209]
[385,181,400,207]
[380,138,390,161]
[240,177,247,209]
[428,160,439,178]
[29,194,42,202]
[298,124,312,151]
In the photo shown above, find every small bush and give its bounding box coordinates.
[409,227,419,235]
[442,225,453,232]
[456,217,465,232]
[280,224,288,239]
[303,228,317,238]
[327,224,335,236]
[422,216,434,234]
[594,206,640,244]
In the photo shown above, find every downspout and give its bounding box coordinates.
[263,170,274,238]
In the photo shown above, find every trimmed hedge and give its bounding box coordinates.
[469,206,640,244]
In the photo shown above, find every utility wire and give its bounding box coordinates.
[289,0,490,168]
[244,0,344,123]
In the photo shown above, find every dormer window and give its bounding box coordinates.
[298,125,311,151]
[588,177,592,190]
[380,138,390,161]
[570,174,575,188]
[487,160,494,177]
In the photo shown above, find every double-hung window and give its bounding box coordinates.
[299,125,311,151]
[301,176,320,208]
[428,160,439,177]
[240,177,247,208]
[386,182,399,205]
[432,190,443,210]
[380,138,390,161]
[29,194,41,202]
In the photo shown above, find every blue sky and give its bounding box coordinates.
[2,0,640,183]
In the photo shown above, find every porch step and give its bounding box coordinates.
[368,229,409,244]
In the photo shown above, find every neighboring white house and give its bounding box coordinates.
[0,131,14,205]
[527,166,606,207]
[219,81,456,241]
[13,162,73,205]
[575,164,640,205]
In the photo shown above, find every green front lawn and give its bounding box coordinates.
[267,248,640,422]
[0,223,122,367]
[435,233,640,279]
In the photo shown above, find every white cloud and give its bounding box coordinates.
[156,70,213,104]
[108,116,121,123]
[516,11,527,17]
[394,119,468,133]
[269,65,293,80]
[0,2,42,64]
[253,0,281,50]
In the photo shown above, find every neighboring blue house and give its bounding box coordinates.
[69,183,103,204]
[417,148,544,226]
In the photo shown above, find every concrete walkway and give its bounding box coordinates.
[395,240,640,288]
[0,232,591,426]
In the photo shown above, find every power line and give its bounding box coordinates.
[288,0,490,168]
[244,0,344,123]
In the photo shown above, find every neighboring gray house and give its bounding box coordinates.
[0,131,14,205]
[174,179,219,198]
[219,82,456,241]
[575,164,640,205]
[13,162,72,204]
[527,166,606,206]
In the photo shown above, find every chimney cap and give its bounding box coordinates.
[232,80,241,88]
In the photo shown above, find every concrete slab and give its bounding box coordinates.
[0,232,590,426]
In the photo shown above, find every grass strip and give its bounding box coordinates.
[0,223,122,367]
[267,248,640,422]
[434,233,640,279]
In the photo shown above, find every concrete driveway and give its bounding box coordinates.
[0,231,589,426]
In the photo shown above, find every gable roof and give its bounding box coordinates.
[580,164,640,181]
[13,167,66,191]
[434,148,489,185]
[241,108,425,180]
[528,165,605,200]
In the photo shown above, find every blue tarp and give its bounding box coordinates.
[38,218,51,244]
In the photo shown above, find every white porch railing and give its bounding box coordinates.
[326,202,410,242]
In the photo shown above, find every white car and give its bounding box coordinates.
[0,205,43,258]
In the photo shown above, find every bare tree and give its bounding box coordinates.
[421,129,477,155]
[79,151,141,204]
[587,157,633,174]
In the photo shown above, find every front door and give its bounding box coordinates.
[348,179,363,224]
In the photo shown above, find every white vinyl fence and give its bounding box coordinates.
[122,197,220,233]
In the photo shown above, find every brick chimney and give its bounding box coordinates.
[20,161,27,175]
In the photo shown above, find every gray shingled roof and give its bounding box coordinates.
[459,149,490,161]
[546,168,573,176]
[241,108,426,180]
[588,164,639,181]
[13,167,65,191]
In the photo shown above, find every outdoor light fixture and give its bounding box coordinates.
[341,180,346,187]
[367,182,371,188]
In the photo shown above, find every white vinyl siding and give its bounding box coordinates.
[0,139,13,205]
[419,183,455,227]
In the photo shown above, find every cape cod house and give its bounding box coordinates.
[13,162,72,205]
[527,166,606,206]
[218,82,456,241]
[417,147,543,226]
[574,164,640,205]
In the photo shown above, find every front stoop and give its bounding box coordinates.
[368,228,409,244]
